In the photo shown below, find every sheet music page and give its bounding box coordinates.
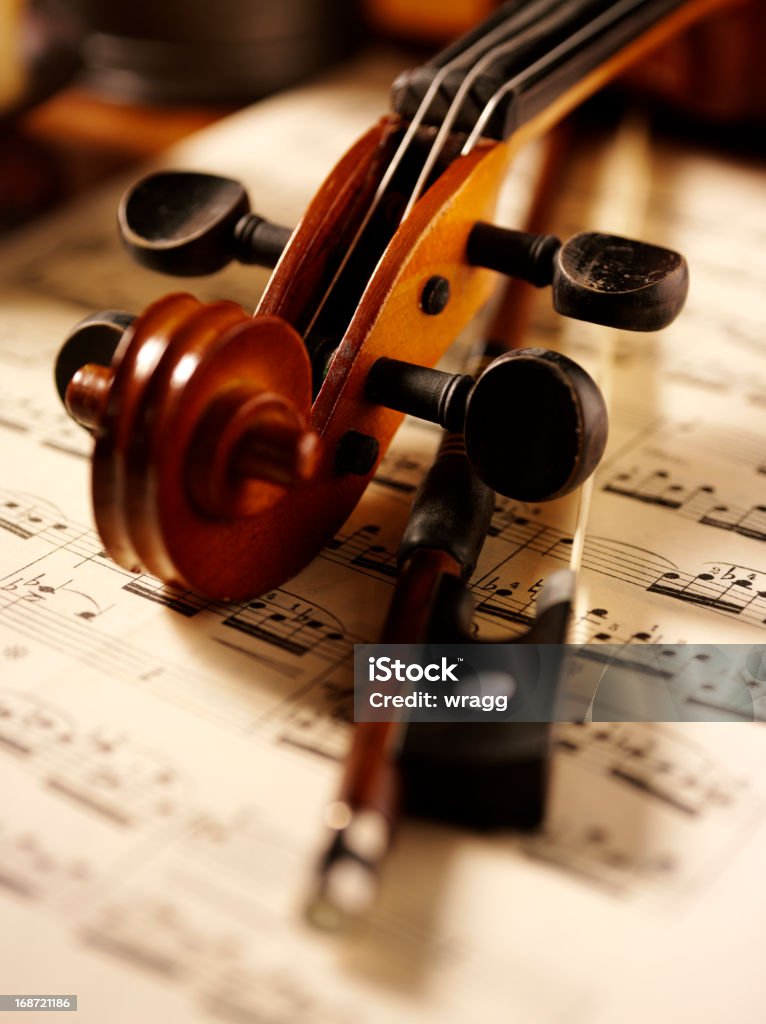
[0,52,764,1023]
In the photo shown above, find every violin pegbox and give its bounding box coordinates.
[58,294,318,591]
[361,218,687,504]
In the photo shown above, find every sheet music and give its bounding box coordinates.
[1,53,765,1023]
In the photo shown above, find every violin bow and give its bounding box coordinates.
[307,124,627,926]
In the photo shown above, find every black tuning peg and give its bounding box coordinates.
[118,171,293,277]
[467,222,688,332]
[366,348,607,502]
[54,310,133,415]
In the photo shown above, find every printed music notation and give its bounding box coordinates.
[574,606,685,645]
[0,488,361,710]
[556,721,745,818]
[0,690,74,755]
[482,509,766,632]
[0,490,95,549]
[522,816,681,894]
[319,500,766,638]
[519,721,760,903]
[5,222,271,321]
[566,644,765,723]
[0,387,91,459]
[79,889,354,1022]
[122,575,212,617]
[221,591,355,663]
[0,64,765,1024]
[647,563,766,613]
[2,469,765,759]
[663,351,766,409]
[603,466,766,542]
[603,416,766,478]
[371,443,437,500]
[0,823,93,899]
[272,703,350,762]
[323,524,400,580]
[0,691,186,828]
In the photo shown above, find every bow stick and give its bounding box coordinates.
[307,127,598,927]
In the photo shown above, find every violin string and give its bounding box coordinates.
[400,0,615,219]
[303,0,557,339]
[308,0,663,340]
[462,0,655,153]
[560,113,652,732]
[568,108,652,607]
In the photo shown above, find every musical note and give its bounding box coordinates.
[0,824,92,899]
[0,691,74,755]
[372,449,430,497]
[647,564,766,626]
[81,895,235,978]
[47,732,185,827]
[221,590,356,665]
[522,818,681,894]
[604,418,766,477]
[273,703,349,761]
[554,722,747,816]
[122,575,211,617]
[564,643,765,722]
[515,719,757,899]
[0,389,90,458]
[603,466,766,542]
[324,524,400,579]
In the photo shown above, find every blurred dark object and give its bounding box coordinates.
[623,0,766,123]
[366,0,493,43]
[0,132,62,231]
[72,0,360,103]
[0,0,82,120]
[0,92,229,233]
[0,0,81,230]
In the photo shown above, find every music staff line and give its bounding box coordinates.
[0,488,362,661]
[602,467,766,543]
[326,508,766,634]
[606,414,766,478]
[567,643,766,723]
[2,482,766,733]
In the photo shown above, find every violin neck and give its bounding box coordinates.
[392,0,722,140]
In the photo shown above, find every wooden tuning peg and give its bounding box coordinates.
[366,348,607,502]
[55,310,135,421]
[118,171,293,276]
[467,223,689,331]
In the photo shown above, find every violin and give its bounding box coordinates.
[51,0,728,927]
[52,0,712,604]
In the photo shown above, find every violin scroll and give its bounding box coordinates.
[56,296,319,592]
